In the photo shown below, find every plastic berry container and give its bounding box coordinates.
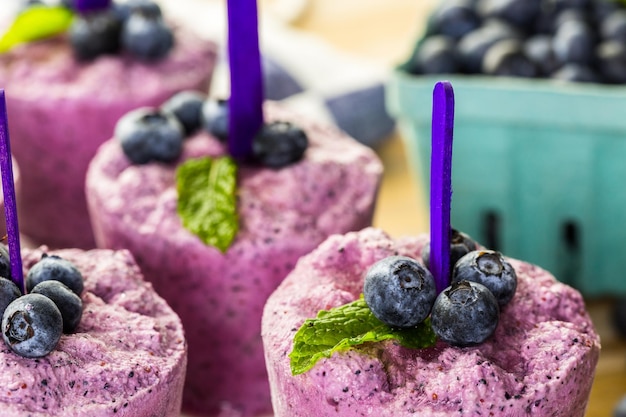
[386,71,626,298]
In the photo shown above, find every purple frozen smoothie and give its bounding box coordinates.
[262,228,601,417]
[85,102,383,416]
[0,246,187,417]
[0,24,216,249]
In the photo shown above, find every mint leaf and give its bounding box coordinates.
[289,297,437,375]
[0,6,74,53]
[176,156,239,252]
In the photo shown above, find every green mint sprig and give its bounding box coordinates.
[0,6,74,53]
[289,296,437,376]
[176,156,239,253]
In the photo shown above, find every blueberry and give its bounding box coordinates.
[407,35,460,75]
[427,0,481,40]
[546,0,591,12]
[2,294,63,358]
[533,8,559,35]
[552,9,589,32]
[116,107,184,164]
[552,20,596,66]
[363,256,437,328]
[431,280,500,346]
[524,35,560,77]
[592,2,621,28]
[422,229,478,270]
[68,9,123,61]
[125,0,163,19]
[121,14,174,61]
[477,0,541,30]
[596,41,626,84]
[111,1,132,21]
[457,19,520,73]
[252,121,308,168]
[601,11,626,44]
[452,250,517,306]
[482,39,539,77]
[26,254,84,297]
[201,98,229,142]
[0,244,11,280]
[0,278,21,316]
[161,91,206,135]
[31,281,83,334]
[551,63,599,83]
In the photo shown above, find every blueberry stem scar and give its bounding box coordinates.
[430,81,454,295]
[73,0,111,14]
[0,89,24,294]
[227,0,264,160]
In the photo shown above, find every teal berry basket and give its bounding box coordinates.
[386,72,626,298]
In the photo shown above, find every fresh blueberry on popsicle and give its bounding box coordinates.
[364,256,437,328]
[116,107,184,164]
[125,0,163,18]
[202,98,229,142]
[252,121,308,168]
[0,244,11,280]
[121,13,173,61]
[2,294,63,358]
[0,278,21,316]
[26,254,84,296]
[162,91,206,135]
[69,9,123,61]
[431,280,499,346]
[31,280,83,334]
[452,250,517,306]
[421,228,478,270]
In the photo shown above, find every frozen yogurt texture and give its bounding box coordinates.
[262,228,601,417]
[0,247,187,417]
[86,102,383,416]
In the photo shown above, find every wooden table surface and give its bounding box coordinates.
[288,1,626,416]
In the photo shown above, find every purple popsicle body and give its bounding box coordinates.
[0,247,187,417]
[85,101,383,416]
[0,25,216,249]
[262,228,600,417]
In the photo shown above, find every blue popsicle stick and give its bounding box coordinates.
[74,0,111,13]
[430,81,454,295]
[227,0,264,160]
[0,89,24,294]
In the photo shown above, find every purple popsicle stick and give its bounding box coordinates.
[430,81,454,295]
[227,0,264,160]
[0,90,23,294]
[74,0,111,14]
